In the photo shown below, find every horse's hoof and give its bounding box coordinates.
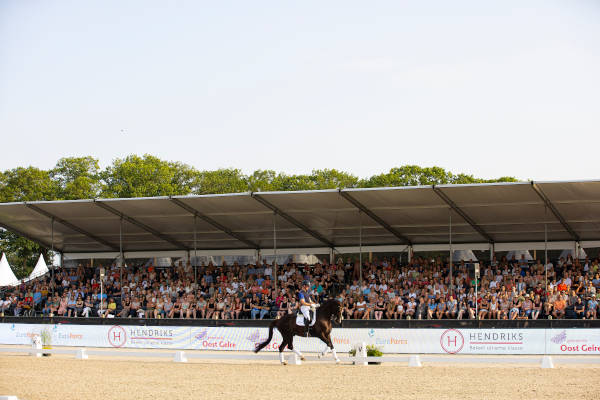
[282,361,288,366]
[317,353,322,359]
[300,356,306,361]
[335,359,341,364]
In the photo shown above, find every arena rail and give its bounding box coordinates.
[2,346,600,369]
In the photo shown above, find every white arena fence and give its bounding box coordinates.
[2,323,600,355]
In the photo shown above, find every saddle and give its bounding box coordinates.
[296,309,316,327]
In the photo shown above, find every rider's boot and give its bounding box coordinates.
[304,318,310,337]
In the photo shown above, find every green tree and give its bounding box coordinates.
[193,168,249,194]
[101,154,199,198]
[247,170,278,192]
[360,165,517,187]
[248,170,317,192]
[0,166,57,202]
[51,156,102,199]
[310,169,358,189]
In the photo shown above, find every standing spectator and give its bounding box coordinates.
[586,296,598,319]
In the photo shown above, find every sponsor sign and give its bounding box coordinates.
[0,323,599,355]
[440,329,464,354]
[546,329,600,354]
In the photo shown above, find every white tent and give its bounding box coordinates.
[27,254,49,281]
[0,253,19,287]
[506,250,533,262]
[559,248,587,260]
[452,250,478,262]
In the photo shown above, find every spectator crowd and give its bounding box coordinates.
[1,254,600,321]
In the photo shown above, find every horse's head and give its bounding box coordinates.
[321,298,343,325]
[334,300,343,324]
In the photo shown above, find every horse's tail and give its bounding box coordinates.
[254,319,276,353]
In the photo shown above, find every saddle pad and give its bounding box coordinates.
[296,312,316,327]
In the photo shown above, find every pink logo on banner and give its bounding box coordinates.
[108,325,127,348]
[440,329,464,354]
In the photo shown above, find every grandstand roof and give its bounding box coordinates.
[0,180,598,255]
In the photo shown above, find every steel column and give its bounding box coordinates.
[545,206,548,292]
[51,217,55,299]
[194,215,198,284]
[273,212,278,295]
[359,210,363,287]
[119,217,124,303]
[449,210,453,296]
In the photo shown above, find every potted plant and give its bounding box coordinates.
[40,328,52,356]
[349,344,383,365]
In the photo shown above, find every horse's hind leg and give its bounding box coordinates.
[287,335,305,361]
[318,345,330,358]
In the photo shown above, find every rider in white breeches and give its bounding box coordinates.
[298,280,317,336]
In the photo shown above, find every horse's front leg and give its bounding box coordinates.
[328,338,340,364]
[279,338,288,365]
[317,332,340,364]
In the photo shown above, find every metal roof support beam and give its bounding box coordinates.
[251,193,336,248]
[25,203,119,251]
[169,198,259,249]
[339,191,412,245]
[530,182,580,241]
[0,221,54,250]
[432,186,495,243]
[94,200,189,250]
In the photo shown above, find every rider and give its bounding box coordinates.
[298,280,317,337]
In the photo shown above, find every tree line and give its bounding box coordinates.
[0,154,517,276]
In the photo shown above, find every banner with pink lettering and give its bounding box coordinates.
[1,323,599,355]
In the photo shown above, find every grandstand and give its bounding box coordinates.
[1,180,599,322]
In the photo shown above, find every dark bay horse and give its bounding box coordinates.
[254,299,343,364]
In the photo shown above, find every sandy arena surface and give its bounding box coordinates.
[1,351,599,400]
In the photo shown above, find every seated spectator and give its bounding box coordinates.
[104,298,117,318]
[75,296,84,317]
[553,295,567,319]
[82,296,93,318]
[354,296,367,319]
[573,297,585,319]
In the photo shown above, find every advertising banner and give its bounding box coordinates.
[1,323,599,355]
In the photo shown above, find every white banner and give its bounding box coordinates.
[1,323,599,355]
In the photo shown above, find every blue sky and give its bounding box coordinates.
[1,1,599,180]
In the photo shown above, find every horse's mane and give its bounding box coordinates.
[317,298,341,317]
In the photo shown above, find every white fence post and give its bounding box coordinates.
[541,356,554,369]
[76,349,88,360]
[289,353,302,365]
[408,354,422,367]
[352,342,367,366]
[174,351,188,363]
[31,336,42,358]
